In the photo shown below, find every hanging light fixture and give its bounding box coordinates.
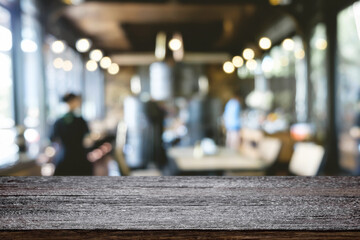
[100,56,112,69]
[89,49,103,62]
[223,61,235,74]
[155,32,166,61]
[170,33,184,62]
[76,38,92,53]
[243,48,255,60]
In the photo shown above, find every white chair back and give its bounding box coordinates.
[258,137,282,165]
[289,143,325,176]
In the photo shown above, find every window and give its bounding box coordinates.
[338,3,360,174]
[0,5,14,128]
[0,5,18,165]
[21,10,44,154]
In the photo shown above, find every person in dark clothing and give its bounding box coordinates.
[50,93,92,176]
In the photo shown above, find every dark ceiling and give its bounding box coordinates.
[41,0,286,55]
[39,0,356,58]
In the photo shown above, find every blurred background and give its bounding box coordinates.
[0,0,360,176]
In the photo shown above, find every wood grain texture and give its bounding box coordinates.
[0,177,359,234]
[1,230,360,240]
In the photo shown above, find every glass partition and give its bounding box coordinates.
[338,3,360,174]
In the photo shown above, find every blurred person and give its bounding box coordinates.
[50,93,92,176]
[223,93,242,150]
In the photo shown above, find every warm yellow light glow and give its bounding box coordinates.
[53,58,63,69]
[243,48,255,60]
[315,39,327,50]
[246,59,258,71]
[282,38,295,51]
[89,49,103,62]
[131,75,141,95]
[155,32,166,60]
[51,40,65,54]
[269,0,282,5]
[86,60,98,72]
[100,56,112,69]
[44,146,56,158]
[259,37,272,50]
[223,61,235,74]
[169,38,182,51]
[63,60,73,71]
[108,63,120,75]
[295,49,305,59]
[76,38,92,53]
[232,56,244,68]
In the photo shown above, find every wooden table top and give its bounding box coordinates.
[0,177,359,239]
[169,147,268,171]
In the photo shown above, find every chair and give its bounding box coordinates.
[258,137,282,166]
[225,137,282,176]
[289,142,325,176]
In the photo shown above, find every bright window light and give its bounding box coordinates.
[21,39,38,53]
[0,26,12,52]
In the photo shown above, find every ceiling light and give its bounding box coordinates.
[295,49,305,59]
[53,58,64,69]
[243,48,255,60]
[269,0,292,5]
[86,60,98,72]
[246,59,258,71]
[89,49,103,62]
[259,37,272,50]
[269,0,281,5]
[100,56,112,69]
[232,56,244,68]
[63,60,73,71]
[155,32,166,61]
[169,38,182,51]
[108,63,120,75]
[315,39,327,50]
[62,0,84,5]
[223,61,235,74]
[282,38,295,51]
[51,40,65,54]
[76,38,92,53]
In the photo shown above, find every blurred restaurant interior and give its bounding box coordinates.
[1,0,360,176]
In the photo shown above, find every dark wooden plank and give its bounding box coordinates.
[0,177,359,233]
[1,230,360,240]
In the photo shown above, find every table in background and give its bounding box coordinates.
[169,147,268,172]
